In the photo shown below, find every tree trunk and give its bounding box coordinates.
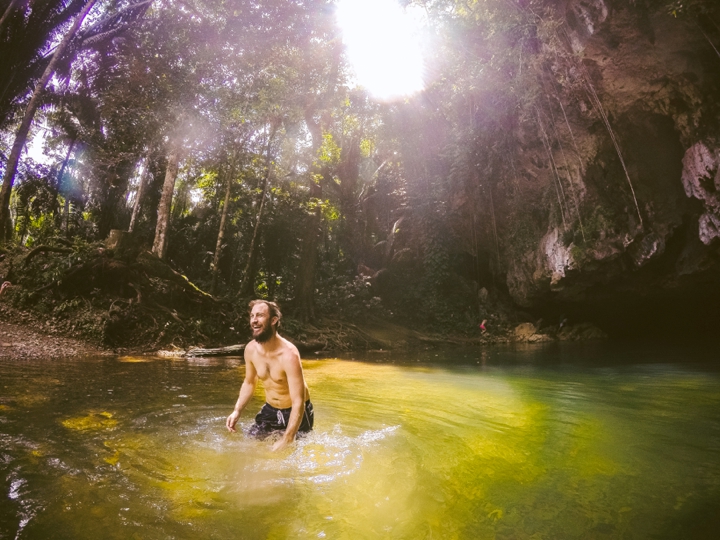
[296,181,322,322]
[336,134,362,264]
[0,0,21,37]
[238,176,269,297]
[0,0,98,241]
[211,168,232,294]
[56,139,75,232]
[128,151,151,233]
[152,148,179,260]
[293,43,342,320]
[239,124,277,297]
[295,110,325,322]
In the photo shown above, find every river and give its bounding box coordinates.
[1,342,719,539]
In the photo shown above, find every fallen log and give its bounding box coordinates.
[23,245,73,266]
[184,344,245,357]
[163,339,326,358]
[292,339,327,353]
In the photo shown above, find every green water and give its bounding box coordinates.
[1,343,720,539]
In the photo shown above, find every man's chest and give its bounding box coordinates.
[253,358,286,385]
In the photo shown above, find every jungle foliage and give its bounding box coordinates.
[1,0,718,348]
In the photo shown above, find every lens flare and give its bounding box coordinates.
[336,0,426,101]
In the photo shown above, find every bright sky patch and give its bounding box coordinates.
[336,0,426,101]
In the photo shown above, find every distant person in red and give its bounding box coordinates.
[479,319,487,334]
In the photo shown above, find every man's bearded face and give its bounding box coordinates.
[250,304,275,342]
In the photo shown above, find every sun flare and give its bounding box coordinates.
[336,0,426,101]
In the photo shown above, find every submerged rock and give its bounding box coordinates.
[61,411,117,431]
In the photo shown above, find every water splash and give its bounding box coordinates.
[282,425,400,484]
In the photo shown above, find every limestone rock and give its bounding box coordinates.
[566,0,609,51]
[628,232,665,267]
[699,213,720,245]
[527,333,554,343]
[514,322,537,340]
[543,228,575,289]
[681,142,720,245]
[478,287,489,303]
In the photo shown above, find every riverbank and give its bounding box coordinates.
[157,318,608,358]
[0,243,609,359]
[0,318,110,359]
[0,307,607,360]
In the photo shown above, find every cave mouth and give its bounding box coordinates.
[545,284,720,343]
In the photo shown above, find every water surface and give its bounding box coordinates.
[1,343,720,539]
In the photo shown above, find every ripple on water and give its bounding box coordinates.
[4,468,40,538]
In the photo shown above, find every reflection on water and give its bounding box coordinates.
[1,343,720,539]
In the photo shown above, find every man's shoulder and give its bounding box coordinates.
[278,335,301,360]
[244,340,260,357]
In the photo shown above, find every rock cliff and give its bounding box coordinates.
[483,0,720,337]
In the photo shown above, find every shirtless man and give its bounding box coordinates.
[225,300,314,451]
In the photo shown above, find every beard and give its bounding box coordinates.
[253,322,275,343]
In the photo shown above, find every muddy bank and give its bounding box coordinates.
[0,318,110,360]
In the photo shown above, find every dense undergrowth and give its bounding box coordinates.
[0,237,464,353]
[0,237,242,351]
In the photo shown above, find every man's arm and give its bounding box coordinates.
[272,350,306,451]
[226,348,258,433]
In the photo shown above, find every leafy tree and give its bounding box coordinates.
[0,0,100,240]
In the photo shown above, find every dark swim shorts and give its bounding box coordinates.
[248,400,314,439]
